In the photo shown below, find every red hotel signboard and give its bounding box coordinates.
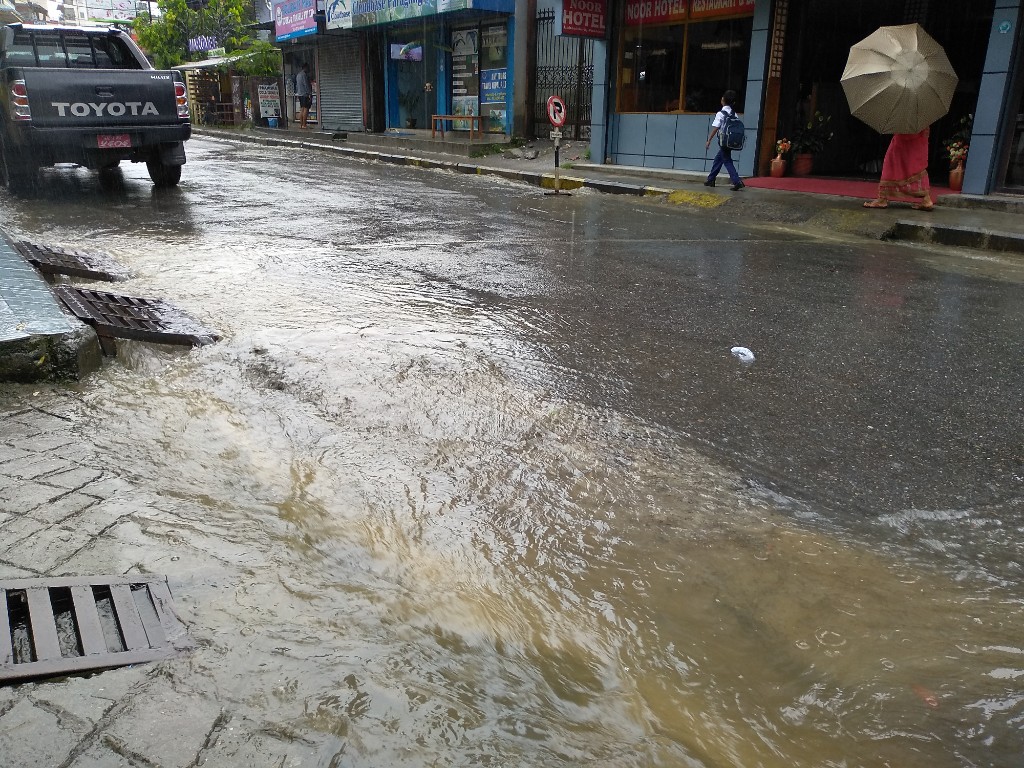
[557,0,608,38]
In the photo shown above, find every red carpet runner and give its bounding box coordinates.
[744,176,954,200]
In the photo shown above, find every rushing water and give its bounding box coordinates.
[2,139,1022,766]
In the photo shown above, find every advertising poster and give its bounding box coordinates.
[451,29,479,131]
[479,25,507,133]
[258,82,282,118]
[480,69,506,104]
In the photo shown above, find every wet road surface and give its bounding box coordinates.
[1,137,1023,766]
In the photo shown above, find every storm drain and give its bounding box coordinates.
[13,240,129,282]
[0,575,191,684]
[54,285,220,351]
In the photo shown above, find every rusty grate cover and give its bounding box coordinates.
[0,575,192,684]
[13,240,129,282]
[54,286,219,348]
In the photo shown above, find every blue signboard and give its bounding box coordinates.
[480,68,507,104]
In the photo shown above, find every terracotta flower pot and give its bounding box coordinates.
[790,153,814,177]
[948,162,964,192]
[770,155,786,178]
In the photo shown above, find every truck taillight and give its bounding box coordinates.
[174,81,190,120]
[10,80,30,121]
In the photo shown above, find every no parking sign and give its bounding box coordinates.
[546,95,566,128]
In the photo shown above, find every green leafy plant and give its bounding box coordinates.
[791,112,833,155]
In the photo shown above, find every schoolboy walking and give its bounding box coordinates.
[704,90,745,191]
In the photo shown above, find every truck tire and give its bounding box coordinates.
[146,157,182,187]
[0,134,35,190]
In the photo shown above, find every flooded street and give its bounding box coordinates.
[2,136,1023,766]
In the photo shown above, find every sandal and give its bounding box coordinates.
[912,202,935,211]
[862,200,888,209]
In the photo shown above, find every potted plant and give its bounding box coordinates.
[771,137,791,177]
[942,114,972,192]
[790,112,833,176]
[398,88,423,129]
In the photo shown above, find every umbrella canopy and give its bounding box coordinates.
[841,23,958,135]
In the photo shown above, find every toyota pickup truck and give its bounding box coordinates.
[0,23,191,188]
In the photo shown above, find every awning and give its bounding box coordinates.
[173,52,254,70]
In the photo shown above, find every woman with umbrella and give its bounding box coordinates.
[862,128,934,210]
[841,24,958,211]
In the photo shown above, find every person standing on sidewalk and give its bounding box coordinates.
[295,63,312,129]
[704,90,745,191]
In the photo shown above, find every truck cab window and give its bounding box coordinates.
[64,34,94,68]
[92,36,142,69]
[32,33,67,68]
[5,32,37,66]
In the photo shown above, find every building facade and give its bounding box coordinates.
[588,0,1024,196]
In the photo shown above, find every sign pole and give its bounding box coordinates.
[544,95,571,197]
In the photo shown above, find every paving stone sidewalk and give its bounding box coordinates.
[0,389,323,767]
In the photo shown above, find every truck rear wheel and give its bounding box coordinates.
[146,158,182,187]
[0,134,35,190]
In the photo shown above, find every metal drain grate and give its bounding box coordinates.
[13,240,129,282]
[0,575,191,684]
[54,286,219,350]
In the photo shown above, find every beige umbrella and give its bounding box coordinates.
[841,23,958,135]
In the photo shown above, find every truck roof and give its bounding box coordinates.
[4,24,126,35]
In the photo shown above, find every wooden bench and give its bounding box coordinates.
[431,114,484,140]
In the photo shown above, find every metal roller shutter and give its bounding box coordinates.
[318,37,364,132]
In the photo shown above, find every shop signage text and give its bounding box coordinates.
[624,0,753,25]
[557,0,606,37]
[689,0,754,18]
[624,0,686,26]
[328,0,514,30]
[481,68,507,104]
[275,0,317,41]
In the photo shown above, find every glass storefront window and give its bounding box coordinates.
[617,15,753,114]
[683,18,753,112]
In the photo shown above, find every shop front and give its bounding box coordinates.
[590,0,1023,197]
[597,0,762,172]
[328,0,515,135]
[275,0,320,127]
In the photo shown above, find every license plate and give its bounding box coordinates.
[97,134,131,149]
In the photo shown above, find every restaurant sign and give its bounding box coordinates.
[624,0,753,25]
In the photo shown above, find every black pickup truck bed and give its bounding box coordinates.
[0,24,191,188]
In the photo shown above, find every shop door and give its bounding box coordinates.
[319,37,365,132]
[391,33,435,130]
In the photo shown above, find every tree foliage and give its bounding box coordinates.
[133,0,278,74]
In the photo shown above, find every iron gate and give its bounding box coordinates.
[534,9,595,141]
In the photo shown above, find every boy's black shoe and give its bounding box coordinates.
[703,180,715,187]
[731,182,745,191]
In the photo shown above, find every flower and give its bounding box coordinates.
[791,112,834,155]
[775,137,792,156]
[946,139,968,167]
[943,114,972,167]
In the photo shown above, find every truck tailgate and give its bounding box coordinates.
[23,69,179,128]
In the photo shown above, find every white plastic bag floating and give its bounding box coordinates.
[730,346,755,363]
